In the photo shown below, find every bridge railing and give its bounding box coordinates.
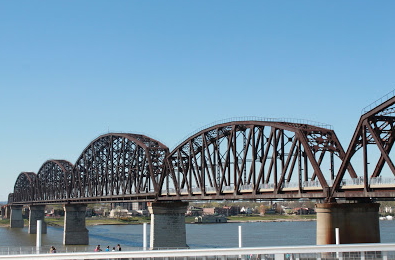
[370,177,395,186]
[160,177,395,196]
[2,243,395,259]
[361,88,395,114]
[341,178,364,186]
[173,116,333,150]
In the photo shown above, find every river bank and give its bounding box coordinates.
[0,214,316,227]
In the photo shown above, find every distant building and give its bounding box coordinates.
[293,207,315,215]
[216,206,240,216]
[202,206,240,216]
[195,215,227,223]
[112,202,147,211]
[109,208,130,218]
[240,207,252,215]
[187,206,203,216]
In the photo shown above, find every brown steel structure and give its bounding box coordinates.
[8,92,395,205]
[331,95,395,200]
[36,160,73,201]
[10,121,351,204]
[69,133,168,203]
[13,172,36,203]
[162,121,350,201]
[10,133,168,205]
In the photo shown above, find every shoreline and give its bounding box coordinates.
[0,217,316,228]
[227,218,316,223]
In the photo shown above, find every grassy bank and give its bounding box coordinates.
[227,214,316,222]
[45,216,151,227]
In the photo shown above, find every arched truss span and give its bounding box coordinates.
[70,133,169,200]
[332,95,395,199]
[36,160,73,201]
[161,121,354,200]
[13,172,36,202]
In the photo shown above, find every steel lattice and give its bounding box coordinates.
[161,121,348,200]
[332,96,395,200]
[36,160,73,201]
[70,133,169,201]
[10,94,395,204]
[13,172,36,203]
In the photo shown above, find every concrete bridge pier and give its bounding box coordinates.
[148,201,189,249]
[6,206,11,219]
[28,205,47,234]
[1,206,9,219]
[316,202,380,244]
[10,205,24,228]
[63,204,89,245]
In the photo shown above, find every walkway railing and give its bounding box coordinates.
[173,116,333,150]
[161,177,395,195]
[362,88,395,114]
[1,243,395,259]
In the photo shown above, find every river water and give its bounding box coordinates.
[1,220,395,253]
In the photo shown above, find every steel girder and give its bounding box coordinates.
[35,160,73,201]
[332,96,395,200]
[161,121,348,200]
[70,133,169,201]
[13,172,36,203]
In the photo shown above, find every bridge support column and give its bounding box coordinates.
[10,205,24,228]
[1,206,5,219]
[316,202,380,245]
[28,205,47,234]
[5,205,11,219]
[6,206,11,219]
[148,201,188,249]
[63,204,89,245]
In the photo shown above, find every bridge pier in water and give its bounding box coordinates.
[63,204,89,245]
[28,205,47,234]
[316,202,380,245]
[10,205,24,228]
[148,201,189,249]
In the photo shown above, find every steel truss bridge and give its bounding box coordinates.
[8,92,395,205]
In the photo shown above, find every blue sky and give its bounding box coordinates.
[0,1,394,201]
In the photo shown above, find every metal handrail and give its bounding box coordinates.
[361,88,395,114]
[1,243,395,259]
[173,116,333,150]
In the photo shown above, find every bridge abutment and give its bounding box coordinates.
[63,204,89,245]
[148,201,188,249]
[316,202,380,245]
[28,205,47,234]
[10,205,24,228]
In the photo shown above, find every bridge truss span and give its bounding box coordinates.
[160,121,352,200]
[13,172,37,203]
[35,160,73,201]
[332,95,395,199]
[70,133,169,202]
